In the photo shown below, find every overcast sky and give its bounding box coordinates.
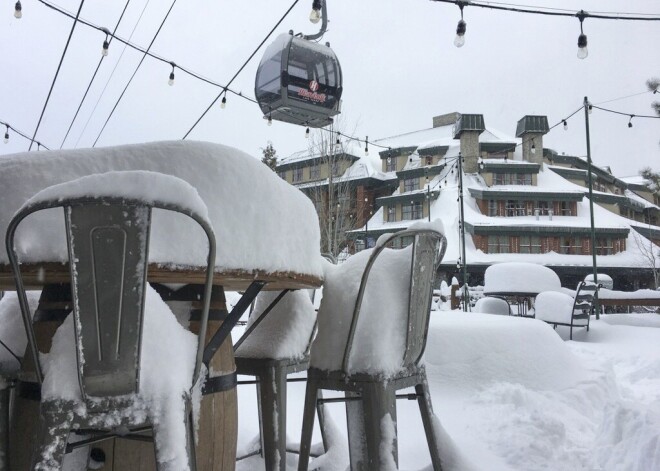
[1,0,658,177]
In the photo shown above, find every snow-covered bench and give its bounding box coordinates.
[535,281,600,340]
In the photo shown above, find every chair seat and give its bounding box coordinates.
[535,291,580,325]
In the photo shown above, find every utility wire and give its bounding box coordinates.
[60,0,132,148]
[1,120,51,150]
[182,0,301,139]
[74,0,152,148]
[93,0,178,147]
[29,0,85,151]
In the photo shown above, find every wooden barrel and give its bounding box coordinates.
[9,285,239,471]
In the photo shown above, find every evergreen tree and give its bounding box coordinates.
[640,167,660,194]
[261,142,278,170]
[647,78,660,116]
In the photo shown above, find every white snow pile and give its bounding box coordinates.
[235,290,317,360]
[310,245,412,375]
[0,291,40,375]
[0,140,323,278]
[473,296,511,315]
[483,262,561,294]
[41,285,199,471]
[534,291,576,324]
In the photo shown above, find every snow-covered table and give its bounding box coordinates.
[483,262,562,317]
[0,141,324,470]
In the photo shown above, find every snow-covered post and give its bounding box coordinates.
[584,96,600,319]
[451,276,460,310]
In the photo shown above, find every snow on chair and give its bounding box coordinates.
[5,171,215,470]
[535,281,600,340]
[298,227,447,470]
[233,289,320,471]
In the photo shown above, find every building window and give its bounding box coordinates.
[487,152,507,159]
[331,161,341,176]
[402,202,423,220]
[596,238,614,255]
[493,173,533,186]
[519,236,541,254]
[386,157,396,172]
[535,201,551,215]
[560,201,572,216]
[277,171,286,180]
[292,167,303,182]
[505,200,525,217]
[387,206,396,222]
[310,165,320,179]
[425,156,433,166]
[488,200,498,217]
[487,235,509,253]
[559,237,582,254]
[403,178,419,192]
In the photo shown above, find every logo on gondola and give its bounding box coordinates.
[298,80,326,103]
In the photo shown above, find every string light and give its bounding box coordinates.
[14,1,22,19]
[101,28,110,57]
[628,115,634,128]
[588,104,593,114]
[335,136,341,149]
[454,2,467,48]
[220,93,227,109]
[4,125,9,144]
[563,120,568,130]
[0,120,51,149]
[267,113,273,126]
[310,0,322,24]
[577,11,588,59]
[168,62,176,86]
[364,136,369,156]
[305,126,310,138]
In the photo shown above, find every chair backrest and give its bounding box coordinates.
[342,228,446,374]
[6,196,215,402]
[573,281,599,315]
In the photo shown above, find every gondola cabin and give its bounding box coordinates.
[255,32,342,128]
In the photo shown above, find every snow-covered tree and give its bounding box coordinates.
[261,142,278,170]
[632,230,659,289]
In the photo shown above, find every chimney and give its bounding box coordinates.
[516,115,549,168]
[453,114,485,173]
[433,112,461,128]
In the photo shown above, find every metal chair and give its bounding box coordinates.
[536,281,600,340]
[6,189,215,470]
[298,228,447,471]
[234,287,326,470]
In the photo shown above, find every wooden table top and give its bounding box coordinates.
[0,262,323,292]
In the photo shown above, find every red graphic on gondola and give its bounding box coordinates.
[298,79,326,103]
[309,80,319,92]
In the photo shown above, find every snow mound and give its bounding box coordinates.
[235,290,317,360]
[0,291,40,375]
[473,297,511,316]
[0,140,323,278]
[535,291,576,324]
[425,312,587,391]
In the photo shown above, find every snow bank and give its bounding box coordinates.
[425,312,586,391]
[235,290,316,360]
[0,140,323,278]
[41,285,199,470]
[484,262,561,294]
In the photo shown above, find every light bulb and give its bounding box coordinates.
[220,96,226,109]
[563,120,568,131]
[267,116,273,126]
[168,72,174,86]
[454,20,466,48]
[309,8,321,24]
[365,146,369,156]
[14,1,22,19]
[577,33,588,59]
[3,133,8,144]
[588,104,593,114]
[305,127,310,138]
[628,116,634,128]
[102,40,109,57]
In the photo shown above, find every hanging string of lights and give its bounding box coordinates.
[60,0,133,148]
[28,0,85,151]
[1,120,51,150]
[431,0,660,58]
[92,0,179,147]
